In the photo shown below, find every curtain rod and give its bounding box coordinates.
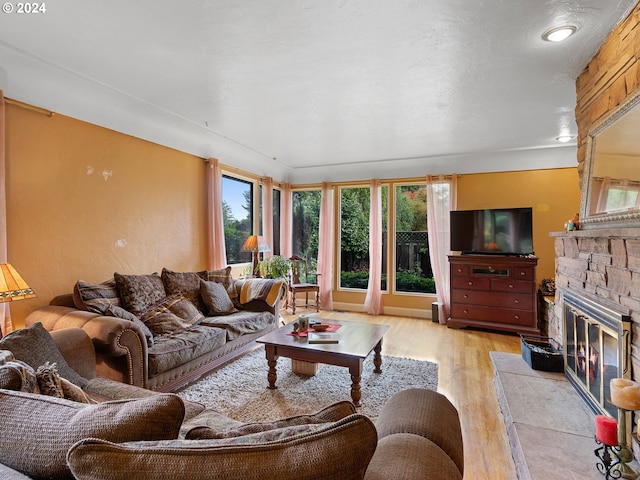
[5,97,55,117]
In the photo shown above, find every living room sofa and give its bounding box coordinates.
[0,325,464,480]
[24,268,286,392]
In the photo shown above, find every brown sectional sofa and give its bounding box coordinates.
[0,325,464,480]
[24,268,286,392]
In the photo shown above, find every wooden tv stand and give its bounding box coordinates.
[447,255,539,334]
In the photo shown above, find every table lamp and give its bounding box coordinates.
[241,235,271,277]
[0,263,36,338]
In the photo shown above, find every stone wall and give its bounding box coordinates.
[575,5,640,184]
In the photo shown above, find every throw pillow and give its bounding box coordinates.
[114,272,166,316]
[140,294,204,336]
[105,304,154,347]
[0,360,37,392]
[0,322,88,388]
[199,279,236,316]
[73,278,121,313]
[161,268,207,311]
[34,362,90,403]
[0,390,185,480]
[206,266,238,305]
[67,414,378,480]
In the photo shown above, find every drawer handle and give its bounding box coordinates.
[463,309,469,314]
[514,299,520,304]
[463,294,468,299]
[468,281,473,286]
[457,268,462,273]
[520,272,525,276]
[509,284,514,289]
[514,315,520,320]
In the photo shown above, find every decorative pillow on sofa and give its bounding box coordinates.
[161,268,208,312]
[73,278,121,313]
[114,272,166,316]
[206,266,238,305]
[140,294,205,336]
[199,279,236,316]
[0,322,88,388]
[0,359,37,392]
[105,304,155,347]
[0,390,185,480]
[67,414,378,480]
[35,361,91,404]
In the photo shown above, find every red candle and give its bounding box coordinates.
[595,415,618,446]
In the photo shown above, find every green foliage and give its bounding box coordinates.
[292,190,321,263]
[259,255,291,279]
[339,271,387,290]
[395,271,436,293]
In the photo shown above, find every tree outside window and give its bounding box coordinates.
[222,175,253,264]
[292,190,320,268]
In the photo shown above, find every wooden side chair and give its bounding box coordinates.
[286,255,320,314]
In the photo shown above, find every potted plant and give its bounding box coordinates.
[259,255,291,279]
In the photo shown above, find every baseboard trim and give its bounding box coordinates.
[331,302,432,320]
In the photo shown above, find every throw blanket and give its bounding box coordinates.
[239,278,286,307]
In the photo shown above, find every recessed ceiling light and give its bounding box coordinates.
[542,25,577,42]
[556,135,575,143]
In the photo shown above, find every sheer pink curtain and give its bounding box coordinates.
[280,183,292,258]
[317,182,334,310]
[426,174,457,324]
[0,90,10,335]
[206,158,227,270]
[364,179,383,315]
[261,177,273,258]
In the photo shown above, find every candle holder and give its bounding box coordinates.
[598,408,640,480]
[595,438,621,479]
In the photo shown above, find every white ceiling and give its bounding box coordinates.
[0,0,637,183]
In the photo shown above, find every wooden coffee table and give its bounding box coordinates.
[256,319,390,407]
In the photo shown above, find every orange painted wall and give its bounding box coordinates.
[5,105,207,327]
[456,168,581,282]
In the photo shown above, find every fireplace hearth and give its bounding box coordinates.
[562,288,631,418]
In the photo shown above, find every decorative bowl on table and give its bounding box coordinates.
[312,324,330,332]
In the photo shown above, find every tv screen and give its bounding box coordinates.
[450,207,534,255]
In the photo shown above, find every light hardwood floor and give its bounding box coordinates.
[281,309,521,480]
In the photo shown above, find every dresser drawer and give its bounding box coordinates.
[491,279,534,293]
[450,304,535,326]
[451,276,490,290]
[452,289,533,310]
[513,267,535,281]
[451,264,469,276]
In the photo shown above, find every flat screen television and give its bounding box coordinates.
[450,207,534,255]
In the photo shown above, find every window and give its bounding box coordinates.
[339,186,388,290]
[222,175,253,264]
[395,184,434,293]
[292,190,321,267]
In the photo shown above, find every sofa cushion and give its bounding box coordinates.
[73,278,121,313]
[0,389,185,480]
[206,266,238,305]
[114,272,166,316]
[202,310,275,341]
[105,304,154,347]
[161,268,208,312]
[140,294,205,336]
[67,414,378,480]
[0,322,88,388]
[200,279,236,316]
[147,325,226,376]
[185,400,357,439]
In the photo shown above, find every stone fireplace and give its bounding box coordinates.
[553,228,640,452]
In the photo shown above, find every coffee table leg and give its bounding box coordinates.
[349,361,363,407]
[373,339,383,373]
[265,345,278,389]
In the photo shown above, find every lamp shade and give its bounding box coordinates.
[0,263,36,302]
[241,235,271,254]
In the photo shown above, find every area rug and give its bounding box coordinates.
[177,346,438,423]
